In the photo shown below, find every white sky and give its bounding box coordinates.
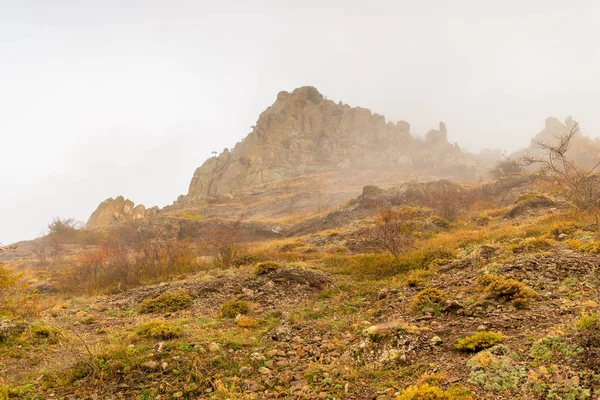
[1,0,599,243]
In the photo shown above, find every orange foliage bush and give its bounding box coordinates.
[53,223,199,294]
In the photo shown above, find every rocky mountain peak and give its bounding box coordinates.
[183,86,472,205]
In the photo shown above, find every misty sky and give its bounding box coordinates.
[1,0,599,244]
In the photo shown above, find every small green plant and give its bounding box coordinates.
[528,336,580,364]
[178,343,199,353]
[576,313,599,331]
[573,312,600,370]
[546,384,591,400]
[138,290,192,314]
[455,331,503,352]
[81,316,96,325]
[220,299,250,318]
[136,320,182,340]
[467,350,525,392]
[28,325,60,342]
[255,261,281,275]
[0,385,9,400]
[137,388,159,400]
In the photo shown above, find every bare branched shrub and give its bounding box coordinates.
[0,245,35,317]
[47,217,80,236]
[0,264,18,315]
[489,154,523,179]
[48,238,66,266]
[522,124,600,212]
[420,180,466,221]
[205,216,246,268]
[54,222,197,294]
[359,207,417,261]
[31,241,49,267]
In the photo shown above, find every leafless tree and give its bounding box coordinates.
[421,181,466,221]
[47,217,79,236]
[522,124,600,212]
[32,242,49,267]
[359,207,417,261]
[205,216,246,268]
[48,238,66,266]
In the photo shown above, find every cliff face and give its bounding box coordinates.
[184,86,472,204]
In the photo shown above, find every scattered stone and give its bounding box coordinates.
[259,367,272,375]
[430,336,443,346]
[142,361,159,370]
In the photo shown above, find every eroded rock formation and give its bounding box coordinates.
[184,86,472,204]
[86,196,158,229]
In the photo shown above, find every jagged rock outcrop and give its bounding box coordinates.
[87,196,159,229]
[513,116,600,170]
[183,86,473,204]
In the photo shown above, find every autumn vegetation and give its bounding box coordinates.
[3,141,600,399]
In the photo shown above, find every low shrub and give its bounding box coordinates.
[410,288,446,314]
[138,290,193,314]
[511,237,553,253]
[579,241,600,254]
[136,320,182,340]
[235,314,258,328]
[25,324,60,344]
[548,221,580,239]
[576,313,599,331]
[233,253,260,267]
[477,274,535,307]
[397,383,450,400]
[220,299,250,318]
[515,192,550,204]
[397,383,473,400]
[255,261,281,275]
[574,312,600,370]
[280,242,304,252]
[430,216,451,230]
[455,331,503,352]
[402,269,432,288]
